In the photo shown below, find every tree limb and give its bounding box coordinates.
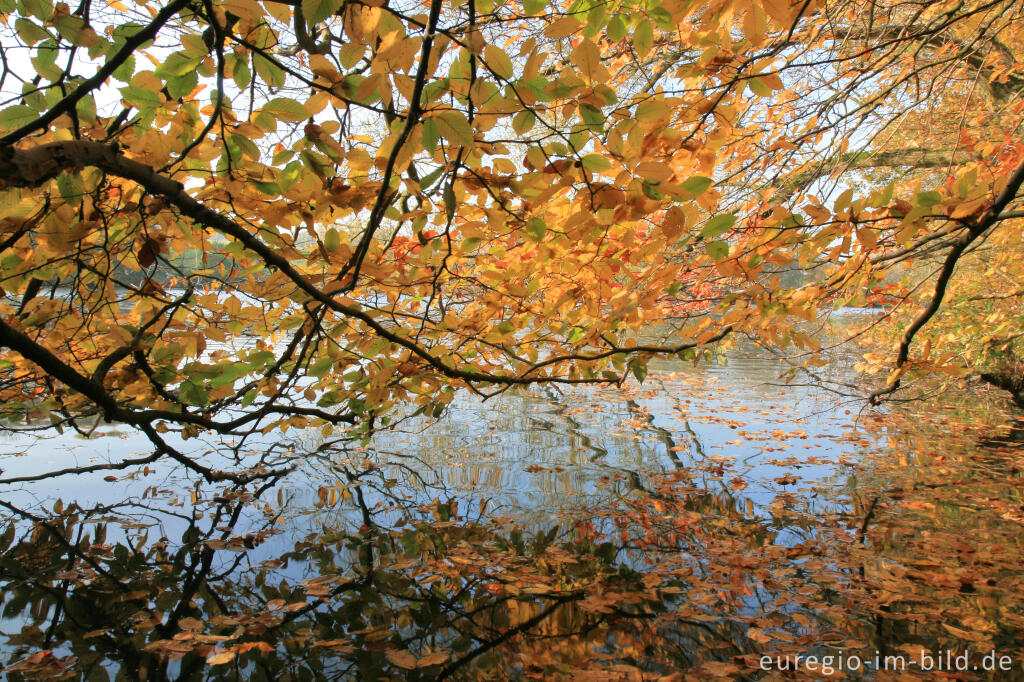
[0,0,190,146]
[868,157,1024,403]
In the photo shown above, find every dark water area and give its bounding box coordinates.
[2,309,1022,680]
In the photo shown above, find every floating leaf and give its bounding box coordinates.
[206,651,236,666]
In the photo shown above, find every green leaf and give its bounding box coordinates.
[180,380,209,407]
[272,148,294,165]
[56,173,83,207]
[524,0,546,15]
[633,19,653,56]
[300,149,328,174]
[434,112,474,148]
[53,13,95,46]
[581,154,611,172]
[629,360,647,383]
[251,180,280,195]
[641,181,664,200]
[649,6,674,30]
[309,356,334,377]
[524,217,546,241]
[229,134,260,161]
[0,253,21,270]
[701,213,737,238]
[32,44,63,81]
[606,15,626,41]
[443,182,456,222]
[915,190,943,207]
[325,227,340,251]
[420,77,449,105]
[748,77,772,97]
[119,85,161,111]
[230,54,251,90]
[209,364,250,387]
[263,97,309,122]
[15,17,50,45]
[75,94,97,124]
[680,175,714,197]
[585,5,607,37]
[278,161,303,192]
[421,118,439,152]
[155,51,204,79]
[112,55,135,83]
[21,0,51,20]
[0,106,39,132]
[871,182,895,208]
[302,0,343,25]
[706,240,730,260]
[579,103,604,132]
[166,71,198,100]
[417,166,444,191]
[253,53,285,88]
[512,110,535,135]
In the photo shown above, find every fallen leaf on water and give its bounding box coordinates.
[205,651,236,665]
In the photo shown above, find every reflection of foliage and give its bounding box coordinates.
[3,373,1024,679]
[2,421,1018,681]
[979,347,1024,408]
[0,473,779,679]
[824,400,1024,671]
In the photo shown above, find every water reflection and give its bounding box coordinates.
[4,312,1023,679]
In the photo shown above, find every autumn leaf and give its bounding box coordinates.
[385,650,418,669]
[205,650,236,665]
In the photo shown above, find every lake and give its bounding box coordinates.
[2,309,1022,680]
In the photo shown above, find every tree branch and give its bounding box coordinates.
[0,141,729,390]
[0,0,190,145]
[868,157,1024,403]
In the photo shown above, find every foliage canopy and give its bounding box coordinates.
[1,0,1023,469]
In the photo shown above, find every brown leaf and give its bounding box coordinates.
[178,617,204,631]
[385,649,418,669]
[416,651,449,668]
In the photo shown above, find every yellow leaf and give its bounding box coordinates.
[571,38,602,82]
[635,161,673,183]
[760,0,793,25]
[178,617,204,631]
[545,16,581,39]
[263,1,292,24]
[484,45,514,80]
[206,650,236,665]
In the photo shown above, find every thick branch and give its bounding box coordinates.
[773,147,970,206]
[0,141,728,389]
[868,157,1024,403]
